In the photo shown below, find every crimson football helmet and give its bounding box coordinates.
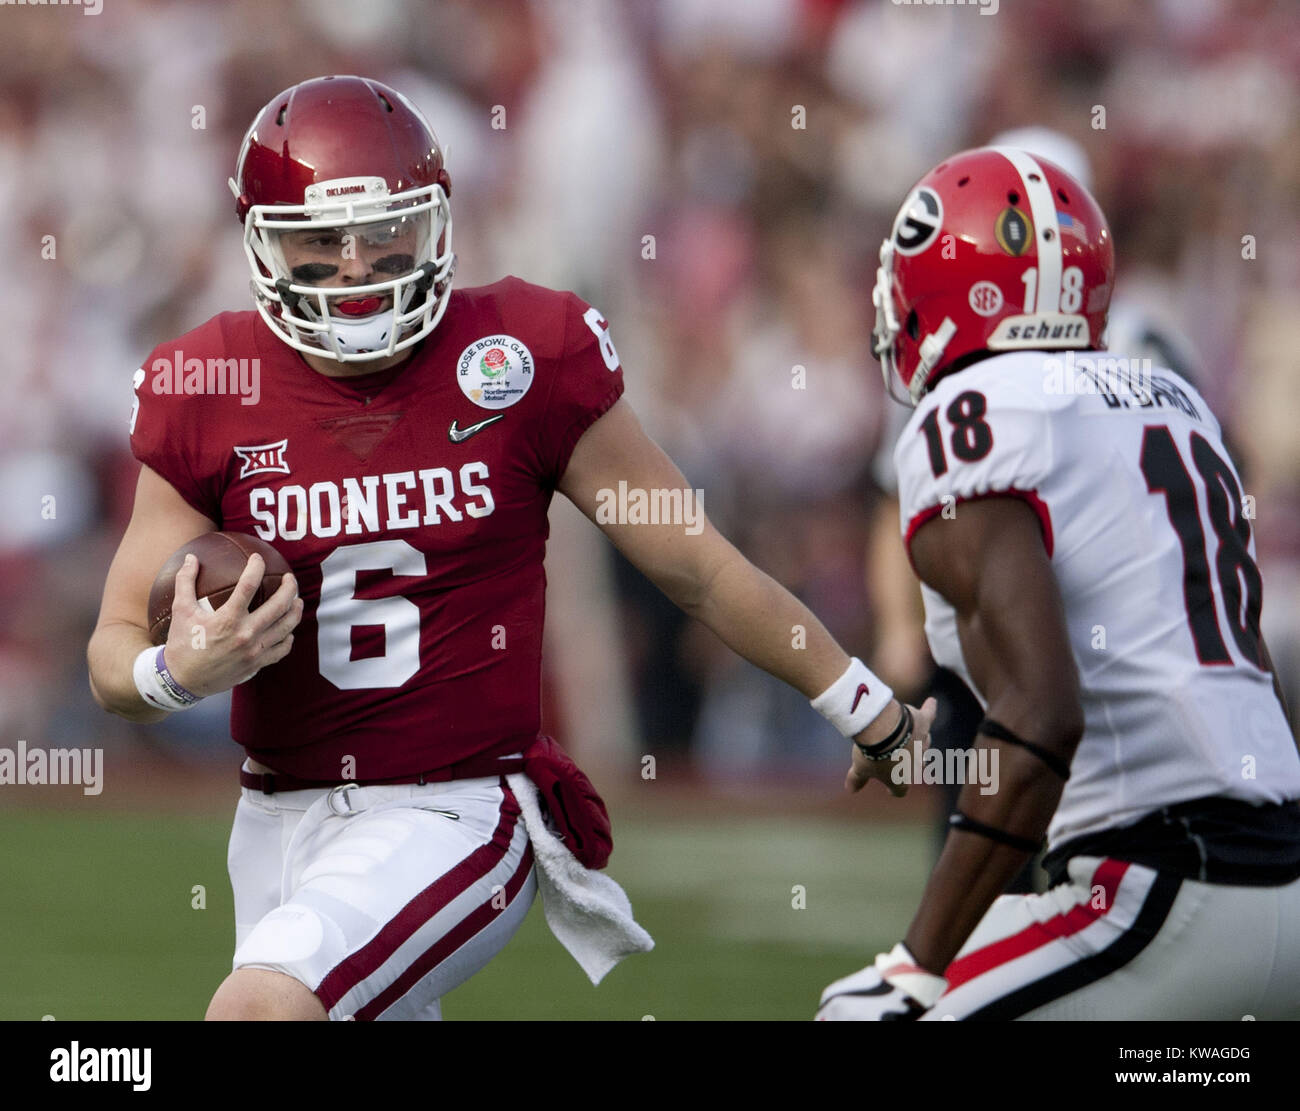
[230,75,455,361]
[872,147,1114,404]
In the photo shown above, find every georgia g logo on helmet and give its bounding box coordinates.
[891,186,944,256]
[872,147,1114,405]
[230,75,457,364]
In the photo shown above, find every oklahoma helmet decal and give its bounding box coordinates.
[872,146,1114,404]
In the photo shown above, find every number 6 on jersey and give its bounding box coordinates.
[317,540,426,689]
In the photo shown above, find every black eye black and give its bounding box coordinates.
[372,254,415,274]
[291,262,339,282]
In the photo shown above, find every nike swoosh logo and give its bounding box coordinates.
[448,414,504,443]
[851,683,871,713]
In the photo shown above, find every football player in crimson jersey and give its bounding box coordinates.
[818,148,1300,1020]
[87,75,935,1021]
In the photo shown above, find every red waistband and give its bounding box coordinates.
[239,754,527,795]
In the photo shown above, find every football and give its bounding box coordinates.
[147,531,290,646]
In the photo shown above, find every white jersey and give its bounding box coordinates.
[894,350,1300,848]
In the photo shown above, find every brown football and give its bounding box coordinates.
[147,531,291,646]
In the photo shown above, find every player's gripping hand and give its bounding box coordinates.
[815,943,948,1021]
[847,696,937,796]
[164,553,303,697]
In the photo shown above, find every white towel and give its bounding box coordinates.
[506,772,654,984]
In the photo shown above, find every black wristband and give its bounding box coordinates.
[854,703,913,760]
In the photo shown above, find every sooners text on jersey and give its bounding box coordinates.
[131,278,624,779]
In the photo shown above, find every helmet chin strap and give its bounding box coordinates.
[325,313,393,357]
[290,276,421,358]
[873,242,916,408]
[276,286,397,359]
[325,260,451,357]
[909,317,958,402]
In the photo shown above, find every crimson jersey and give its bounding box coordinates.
[130,277,624,779]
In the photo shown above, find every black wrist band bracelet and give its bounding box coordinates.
[854,703,914,760]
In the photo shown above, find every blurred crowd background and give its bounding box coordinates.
[2,0,1297,788]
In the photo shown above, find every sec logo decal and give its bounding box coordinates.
[456,334,535,409]
[968,281,1004,317]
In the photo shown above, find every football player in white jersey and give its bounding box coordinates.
[818,147,1300,1020]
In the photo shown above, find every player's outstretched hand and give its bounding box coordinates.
[165,553,303,697]
[845,696,937,796]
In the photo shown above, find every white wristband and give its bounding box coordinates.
[133,646,203,712]
[810,657,893,739]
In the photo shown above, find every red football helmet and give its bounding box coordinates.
[230,75,455,361]
[872,147,1114,404]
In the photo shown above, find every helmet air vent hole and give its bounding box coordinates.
[376,92,395,112]
[1007,190,1020,205]
[1028,173,1041,183]
[1057,187,1069,204]
[906,310,920,342]
[1043,228,1055,241]
[957,176,970,187]
[276,104,288,126]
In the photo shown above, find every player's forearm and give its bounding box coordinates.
[905,834,1038,978]
[87,622,168,723]
[900,581,1085,975]
[903,748,1068,974]
[678,546,850,699]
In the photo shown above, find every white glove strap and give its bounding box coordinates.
[810,657,893,739]
[876,942,948,1009]
[133,646,203,712]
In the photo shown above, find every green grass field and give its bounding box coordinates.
[0,807,932,1021]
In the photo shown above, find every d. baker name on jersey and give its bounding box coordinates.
[247,463,495,541]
